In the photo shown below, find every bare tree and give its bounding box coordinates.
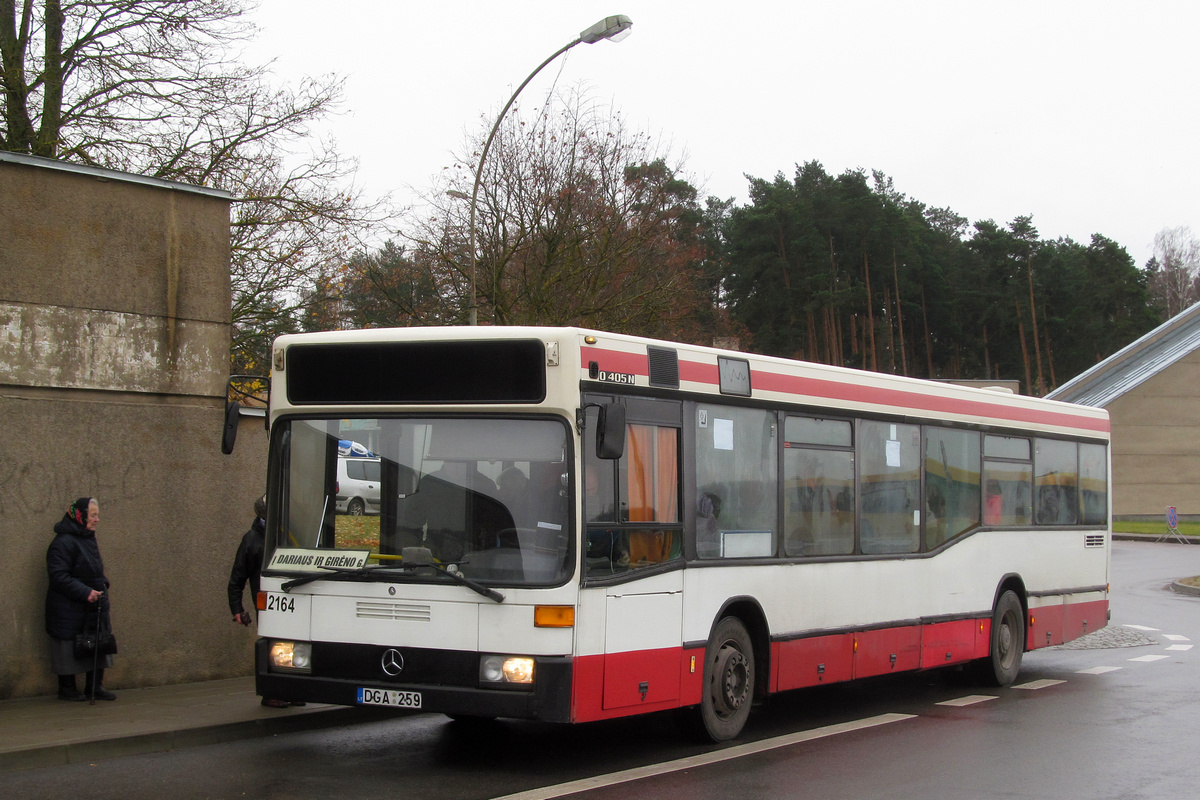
[1147,226,1200,319]
[229,140,388,372]
[3,1,260,163]
[2,1,389,373]
[401,88,733,343]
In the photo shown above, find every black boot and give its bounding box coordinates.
[57,674,85,702]
[85,668,116,701]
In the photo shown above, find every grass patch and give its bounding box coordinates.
[335,515,380,552]
[1112,520,1200,538]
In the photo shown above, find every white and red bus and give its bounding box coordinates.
[243,326,1110,741]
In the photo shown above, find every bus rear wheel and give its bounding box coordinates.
[976,590,1024,686]
[696,616,755,742]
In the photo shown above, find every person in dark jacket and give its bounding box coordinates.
[227,494,267,628]
[45,497,116,701]
[228,495,299,708]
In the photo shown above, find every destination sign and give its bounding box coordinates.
[267,548,371,572]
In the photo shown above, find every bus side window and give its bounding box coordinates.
[694,406,778,559]
[983,435,1033,526]
[1079,443,1108,525]
[924,427,981,548]
[1035,438,1079,525]
[859,421,920,555]
[783,416,854,557]
[584,411,682,577]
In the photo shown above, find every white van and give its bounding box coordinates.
[336,456,381,515]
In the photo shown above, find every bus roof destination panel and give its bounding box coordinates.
[286,340,547,405]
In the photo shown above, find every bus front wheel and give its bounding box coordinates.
[976,590,1024,686]
[696,616,755,742]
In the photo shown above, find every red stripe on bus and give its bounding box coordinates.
[572,598,1106,719]
[581,347,647,376]
[1027,598,1108,649]
[680,360,719,383]
[581,346,1108,433]
[751,370,1110,433]
[571,648,696,723]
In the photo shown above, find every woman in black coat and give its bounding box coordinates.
[45,497,116,701]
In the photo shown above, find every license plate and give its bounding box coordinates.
[357,687,422,708]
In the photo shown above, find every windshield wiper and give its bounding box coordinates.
[279,548,505,603]
[280,564,403,591]
[414,556,506,603]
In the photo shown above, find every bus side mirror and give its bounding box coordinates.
[221,400,240,455]
[596,403,626,460]
[221,374,271,454]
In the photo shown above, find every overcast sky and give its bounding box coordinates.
[247,0,1198,267]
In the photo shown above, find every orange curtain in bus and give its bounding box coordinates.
[626,424,654,522]
[626,424,680,564]
[624,424,679,523]
[655,427,679,522]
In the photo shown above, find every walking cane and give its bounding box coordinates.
[89,595,102,705]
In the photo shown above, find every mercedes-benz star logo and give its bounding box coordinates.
[381,648,404,677]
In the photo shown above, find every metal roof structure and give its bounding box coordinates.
[0,149,232,200]
[1047,301,1200,407]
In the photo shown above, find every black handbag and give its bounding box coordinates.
[74,608,118,659]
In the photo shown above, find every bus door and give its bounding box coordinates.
[583,395,684,711]
[603,583,682,709]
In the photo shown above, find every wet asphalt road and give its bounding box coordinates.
[5,540,1199,800]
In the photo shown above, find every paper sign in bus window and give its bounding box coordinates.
[886,439,902,467]
[714,418,734,451]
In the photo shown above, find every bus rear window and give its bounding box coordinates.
[286,340,547,404]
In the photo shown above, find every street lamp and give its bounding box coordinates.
[461,14,633,325]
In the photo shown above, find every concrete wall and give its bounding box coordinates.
[0,153,267,699]
[1107,349,1200,520]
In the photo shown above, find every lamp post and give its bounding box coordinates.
[461,14,633,325]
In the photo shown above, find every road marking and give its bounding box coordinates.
[489,713,917,800]
[494,630,1168,800]
[1162,634,1190,642]
[937,695,997,707]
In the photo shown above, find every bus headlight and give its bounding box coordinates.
[480,655,535,685]
[269,640,312,673]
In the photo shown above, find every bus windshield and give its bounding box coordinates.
[266,416,573,586]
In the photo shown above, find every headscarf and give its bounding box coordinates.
[68,497,94,527]
[54,496,95,537]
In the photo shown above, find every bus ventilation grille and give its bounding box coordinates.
[1085,534,1106,548]
[647,346,680,389]
[356,601,432,622]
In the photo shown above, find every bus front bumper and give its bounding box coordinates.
[255,639,573,722]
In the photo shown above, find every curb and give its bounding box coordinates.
[1113,534,1200,596]
[1171,580,1200,597]
[0,706,394,774]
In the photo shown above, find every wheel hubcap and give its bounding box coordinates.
[998,614,1015,666]
[715,646,749,712]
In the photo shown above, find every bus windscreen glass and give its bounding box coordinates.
[266,416,572,586]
